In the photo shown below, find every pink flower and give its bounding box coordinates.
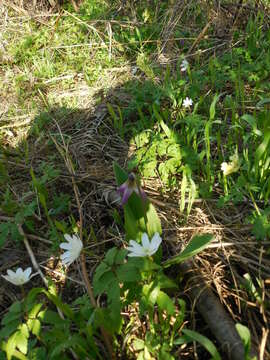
[117,172,147,205]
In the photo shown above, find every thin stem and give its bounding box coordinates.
[80,253,115,360]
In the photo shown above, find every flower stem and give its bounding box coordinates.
[80,253,115,360]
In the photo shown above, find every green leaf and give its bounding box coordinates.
[182,329,221,360]
[43,291,74,320]
[93,261,110,283]
[116,263,141,282]
[8,301,22,314]
[164,234,214,267]
[27,319,41,336]
[128,257,161,271]
[0,320,21,340]
[145,202,162,238]
[104,247,118,266]
[156,291,175,315]
[2,312,22,326]
[209,93,222,121]
[252,213,270,240]
[5,332,17,360]
[15,329,28,354]
[28,347,47,360]
[27,303,43,320]
[133,338,145,351]
[156,272,178,290]
[40,310,68,327]
[93,271,116,295]
[255,131,270,164]
[114,249,128,264]
[235,323,251,356]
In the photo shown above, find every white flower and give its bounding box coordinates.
[127,232,162,257]
[2,267,34,286]
[60,234,83,266]
[221,153,240,176]
[183,97,193,108]
[180,59,189,72]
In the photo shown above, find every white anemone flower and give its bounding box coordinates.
[60,234,83,266]
[183,97,193,108]
[2,267,34,286]
[180,59,189,72]
[127,232,162,257]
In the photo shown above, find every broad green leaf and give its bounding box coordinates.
[2,311,22,326]
[93,262,110,283]
[235,323,251,356]
[116,263,141,282]
[15,329,28,354]
[40,310,68,327]
[0,320,21,340]
[156,272,178,290]
[182,329,221,360]
[104,247,118,266]
[114,249,128,264]
[93,271,116,295]
[27,303,43,320]
[133,338,145,351]
[26,288,44,305]
[164,234,214,267]
[128,257,161,271]
[156,291,175,315]
[27,319,41,336]
[149,286,160,306]
[8,301,22,314]
[5,332,17,360]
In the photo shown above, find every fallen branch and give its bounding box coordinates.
[178,260,258,360]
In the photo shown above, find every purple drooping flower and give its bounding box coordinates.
[117,172,147,206]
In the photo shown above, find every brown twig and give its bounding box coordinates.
[17,224,48,288]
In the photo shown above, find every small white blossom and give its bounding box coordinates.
[221,153,240,176]
[2,267,34,286]
[127,232,162,257]
[60,234,83,266]
[183,97,193,108]
[180,59,189,72]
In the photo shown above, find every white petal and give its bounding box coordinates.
[7,269,15,277]
[64,234,73,243]
[60,251,71,260]
[127,252,146,257]
[61,258,72,266]
[150,233,162,250]
[60,242,72,250]
[24,267,32,279]
[16,268,23,276]
[127,241,144,254]
[141,233,150,248]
